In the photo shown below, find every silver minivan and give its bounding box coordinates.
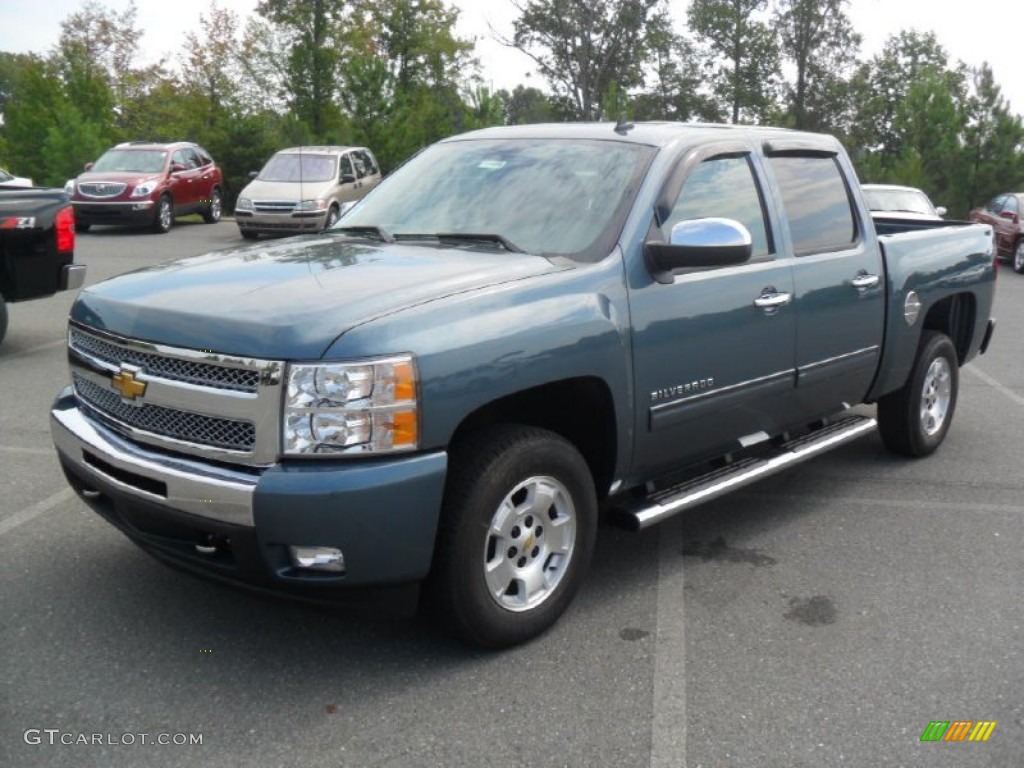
[234,146,382,239]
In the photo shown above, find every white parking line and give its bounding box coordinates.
[966,365,1024,409]
[0,488,75,538]
[651,515,687,768]
[0,446,55,456]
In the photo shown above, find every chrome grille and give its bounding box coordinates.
[253,200,298,213]
[78,182,127,198]
[73,374,256,452]
[70,327,259,392]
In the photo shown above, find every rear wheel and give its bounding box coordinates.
[877,331,959,457]
[202,187,222,223]
[424,425,597,648]
[1013,239,1024,273]
[152,195,173,234]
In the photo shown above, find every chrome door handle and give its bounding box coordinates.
[754,291,792,310]
[852,273,880,290]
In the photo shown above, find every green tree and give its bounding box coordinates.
[255,0,348,138]
[0,57,66,184]
[960,63,1024,212]
[890,68,965,212]
[496,85,561,124]
[504,0,665,120]
[43,101,107,185]
[848,31,964,174]
[688,0,781,124]
[774,0,860,134]
[340,0,478,170]
[179,4,247,127]
[631,20,720,121]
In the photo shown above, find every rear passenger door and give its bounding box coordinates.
[764,147,885,417]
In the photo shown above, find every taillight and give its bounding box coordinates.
[56,205,75,253]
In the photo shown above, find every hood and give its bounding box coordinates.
[76,171,162,186]
[71,234,568,359]
[241,178,334,202]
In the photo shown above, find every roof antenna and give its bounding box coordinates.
[614,114,635,135]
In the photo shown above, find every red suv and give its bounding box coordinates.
[969,192,1024,273]
[66,141,223,234]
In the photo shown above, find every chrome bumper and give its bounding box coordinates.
[51,392,258,527]
[60,264,87,291]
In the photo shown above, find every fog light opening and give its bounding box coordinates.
[289,545,346,573]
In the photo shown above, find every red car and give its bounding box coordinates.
[66,141,223,234]
[969,192,1024,273]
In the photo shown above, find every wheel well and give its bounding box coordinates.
[922,293,975,364]
[449,377,618,499]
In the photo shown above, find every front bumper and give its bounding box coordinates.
[74,200,155,226]
[235,209,327,235]
[51,389,447,594]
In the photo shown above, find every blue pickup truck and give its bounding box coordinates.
[50,123,996,647]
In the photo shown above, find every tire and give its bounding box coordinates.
[0,293,8,348]
[202,187,222,223]
[877,331,959,457]
[76,223,91,233]
[239,228,258,240]
[324,204,340,231]
[152,195,173,234]
[1013,240,1024,274]
[424,425,598,648]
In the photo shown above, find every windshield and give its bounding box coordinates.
[91,149,167,173]
[339,138,655,259]
[259,153,337,183]
[864,188,937,216]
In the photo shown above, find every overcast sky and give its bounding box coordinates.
[1,0,1020,115]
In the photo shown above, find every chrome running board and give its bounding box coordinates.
[617,415,877,531]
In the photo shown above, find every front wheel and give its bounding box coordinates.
[324,204,340,230]
[1013,240,1024,274]
[877,331,959,457]
[424,425,598,648]
[152,195,173,234]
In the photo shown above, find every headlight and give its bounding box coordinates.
[283,355,418,455]
[294,199,327,211]
[64,179,75,195]
[236,197,253,210]
[131,181,157,197]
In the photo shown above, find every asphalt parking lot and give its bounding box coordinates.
[2,221,1022,767]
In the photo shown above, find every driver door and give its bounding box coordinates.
[629,147,799,478]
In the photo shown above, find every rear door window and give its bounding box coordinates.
[768,155,857,256]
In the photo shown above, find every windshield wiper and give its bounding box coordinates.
[433,232,525,253]
[332,225,395,243]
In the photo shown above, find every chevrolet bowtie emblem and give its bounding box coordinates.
[112,368,147,401]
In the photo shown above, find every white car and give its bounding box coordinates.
[0,167,34,187]
[862,183,946,221]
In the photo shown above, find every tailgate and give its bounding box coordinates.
[0,191,76,302]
